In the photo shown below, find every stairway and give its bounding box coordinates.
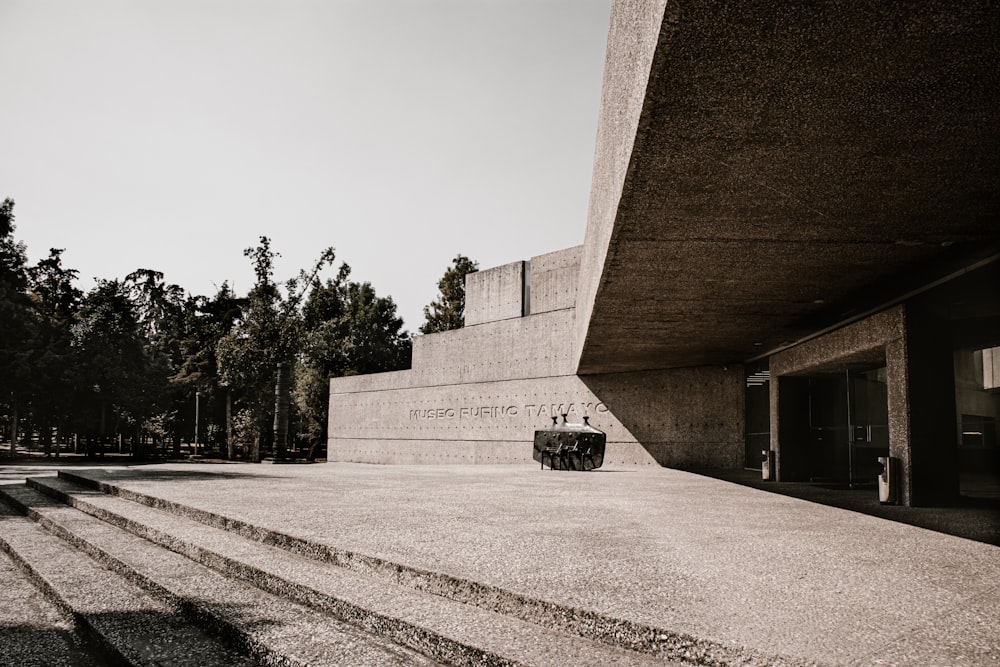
[0,471,781,667]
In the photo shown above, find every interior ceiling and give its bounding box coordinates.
[578,1,1000,375]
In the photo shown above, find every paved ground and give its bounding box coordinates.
[696,468,1000,547]
[2,458,999,665]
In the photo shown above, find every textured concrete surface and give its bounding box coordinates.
[328,247,745,468]
[39,462,1000,666]
[464,260,526,326]
[574,0,669,367]
[0,483,440,667]
[0,550,98,667]
[576,1,1000,373]
[328,366,742,468]
[16,475,686,667]
[528,246,581,315]
[698,468,1000,547]
[0,461,131,486]
[0,501,258,667]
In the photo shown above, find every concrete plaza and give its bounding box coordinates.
[5,460,995,666]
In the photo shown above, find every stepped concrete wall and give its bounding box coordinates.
[327,245,744,467]
[327,367,742,467]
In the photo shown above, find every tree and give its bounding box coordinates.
[24,248,82,455]
[171,284,245,457]
[217,236,334,461]
[122,269,189,455]
[70,280,151,455]
[124,269,186,354]
[0,198,33,457]
[294,263,411,450]
[420,254,478,334]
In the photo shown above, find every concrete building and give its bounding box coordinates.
[328,1,1000,506]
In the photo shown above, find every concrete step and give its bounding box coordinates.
[55,469,780,667]
[0,499,258,667]
[0,484,441,667]
[0,548,100,667]
[26,473,696,667]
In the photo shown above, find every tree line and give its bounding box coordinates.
[0,197,477,461]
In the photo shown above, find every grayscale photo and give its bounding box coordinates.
[1,1,998,665]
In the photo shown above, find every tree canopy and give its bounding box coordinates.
[294,262,411,448]
[0,204,412,461]
[419,254,478,334]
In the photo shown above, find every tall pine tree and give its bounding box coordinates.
[420,254,478,334]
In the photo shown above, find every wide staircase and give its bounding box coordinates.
[0,471,786,667]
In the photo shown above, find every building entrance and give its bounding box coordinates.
[743,363,771,470]
[846,367,890,484]
[781,367,889,486]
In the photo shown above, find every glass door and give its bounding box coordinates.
[847,367,889,486]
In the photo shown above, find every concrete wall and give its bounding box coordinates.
[410,309,578,385]
[328,366,743,468]
[574,0,669,369]
[528,246,581,315]
[464,261,525,326]
[329,374,622,465]
[768,308,903,378]
[328,241,743,469]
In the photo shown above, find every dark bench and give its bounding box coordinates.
[534,415,606,471]
[559,440,598,471]
[540,441,565,470]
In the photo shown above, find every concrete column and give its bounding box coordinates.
[886,307,959,506]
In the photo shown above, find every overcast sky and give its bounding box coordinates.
[1,0,612,330]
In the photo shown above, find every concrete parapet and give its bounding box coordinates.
[410,309,578,385]
[528,246,581,315]
[464,261,526,326]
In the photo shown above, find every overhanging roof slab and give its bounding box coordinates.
[577,1,1000,374]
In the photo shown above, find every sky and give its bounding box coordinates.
[0,0,612,330]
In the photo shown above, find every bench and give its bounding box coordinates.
[541,438,599,471]
[559,441,597,471]
[533,415,606,471]
[540,441,565,470]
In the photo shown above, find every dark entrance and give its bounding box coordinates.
[779,367,888,485]
[744,362,771,470]
[847,367,890,484]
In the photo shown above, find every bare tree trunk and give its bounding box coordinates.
[250,430,261,463]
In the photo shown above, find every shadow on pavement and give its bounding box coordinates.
[0,624,101,667]
[0,457,280,486]
[691,467,1000,546]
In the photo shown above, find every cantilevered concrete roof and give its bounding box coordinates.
[576,0,1000,374]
